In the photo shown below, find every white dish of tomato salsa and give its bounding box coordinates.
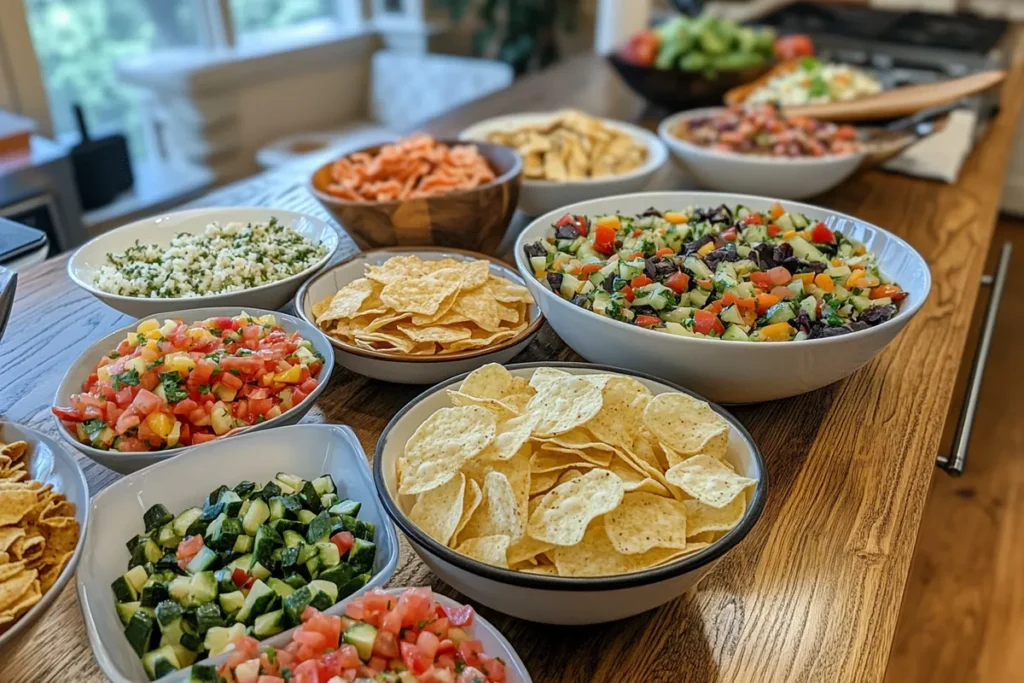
[52,307,334,474]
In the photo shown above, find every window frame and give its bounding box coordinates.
[0,0,365,134]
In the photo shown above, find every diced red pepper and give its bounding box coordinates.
[655,247,675,257]
[619,285,634,302]
[693,310,725,336]
[767,224,781,237]
[743,213,764,225]
[593,223,617,255]
[635,315,661,327]
[630,274,652,288]
[810,222,835,243]
[665,271,690,294]
[721,227,738,241]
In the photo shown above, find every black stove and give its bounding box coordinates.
[757,2,1008,54]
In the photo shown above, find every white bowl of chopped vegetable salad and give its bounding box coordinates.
[68,207,340,318]
[659,107,866,200]
[514,192,930,403]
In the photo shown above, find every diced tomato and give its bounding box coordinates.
[299,378,318,396]
[82,404,104,420]
[115,436,148,452]
[554,214,573,228]
[139,371,159,391]
[458,640,484,668]
[367,657,388,674]
[397,587,433,627]
[290,388,308,406]
[52,405,84,423]
[106,403,124,423]
[114,412,141,434]
[479,654,507,682]
[593,223,617,255]
[129,388,164,416]
[232,568,250,588]
[248,398,274,418]
[400,641,432,675]
[692,310,725,336]
[655,247,674,257]
[441,603,475,628]
[756,293,781,314]
[810,222,835,243]
[115,386,135,407]
[416,630,440,660]
[221,371,244,390]
[695,279,713,289]
[775,34,815,60]
[870,284,902,300]
[176,535,204,561]
[743,213,764,225]
[635,314,661,327]
[192,432,218,444]
[619,285,634,302]
[767,266,791,285]
[331,531,355,557]
[325,645,361,672]
[373,628,401,657]
[750,272,774,289]
[665,271,690,294]
[420,617,449,641]
[173,398,199,415]
[771,286,794,300]
[380,608,403,636]
[629,274,652,288]
[579,263,603,276]
[291,660,321,683]
[767,224,781,237]
[721,227,738,241]
[420,668,456,683]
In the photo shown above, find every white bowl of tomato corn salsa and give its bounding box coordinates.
[658,107,866,200]
[514,192,930,403]
[52,308,334,473]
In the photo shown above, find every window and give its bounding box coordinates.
[23,0,200,157]
[229,0,336,36]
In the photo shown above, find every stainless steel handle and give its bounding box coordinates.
[937,242,1012,476]
[0,266,15,343]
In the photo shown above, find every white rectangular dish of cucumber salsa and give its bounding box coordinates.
[77,424,399,683]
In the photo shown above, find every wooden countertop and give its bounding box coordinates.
[3,38,1024,682]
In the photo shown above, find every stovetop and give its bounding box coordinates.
[757,2,1008,55]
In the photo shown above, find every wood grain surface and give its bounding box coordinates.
[883,218,1024,683]
[2,38,1024,683]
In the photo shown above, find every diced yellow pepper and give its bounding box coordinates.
[596,215,621,230]
[663,211,688,224]
[758,322,795,342]
[782,230,798,240]
[697,241,716,257]
[273,365,303,384]
[144,412,175,439]
[145,329,163,340]
[137,319,160,334]
[159,320,177,337]
[97,365,112,383]
[125,357,147,375]
[257,314,276,326]
[166,420,182,447]
[125,332,141,348]
[164,352,196,376]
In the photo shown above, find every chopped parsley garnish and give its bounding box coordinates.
[209,328,222,337]
[159,371,189,403]
[229,368,241,376]
[135,333,147,346]
[111,368,140,390]
[82,419,107,441]
[107,351,120,359]
[198,384,211,395]
[145,360,163,371]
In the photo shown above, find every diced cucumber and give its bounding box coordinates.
[185,546,218,574]
[155,523,180,549]
[787,277,805,298]
[283,573,308,590]
[722,324,750,341]
[529,255,546,273]
[124,608,156,657]
[275,472,303,492]
[319,492,338,510]
[282,530,304,548]
[790,212,810,229]
[306,510,332,544]
[826,264,851,279]
[683,255,713,281]
[156,601,186,647]
[140,578,169,608]
[249,561,272,582]
[799,296,818,320]
[206,514,243,551]
[204,623,246,656]
[232,533,254,555]
[171,507,202,537]
[116,601,141,626]
[298,481,323,514]
[218,491,243,517]
[348,538,376,574]
[267,577,295,600]
[316,542,341,568]
[283,586,314,626]
[142,644,181,680]
[268,497,286,521]
[687,288,711,307]
[764,301,797,324]
[233,481,256,499]
[218,590,245,617]
[789,236,827,263]
[188,665,222,683]
[253,609,285,638]
[343,622,378,661]
[234,579,276,625]
[251,525,282,570]
[296,510,316,525]
[143,504,173,533]
[214,568,235,593]
[187,572,218,608]
[308,579,339,609]
[112,574,140,603]
[559,273,583,300]
[719,304,745,326]
[850,295,872,311]
[168,576,191,604]
[312,475,336,496]
[242,498,270,536]
[131,538,163,568]
[228,554,253,572]
[195,601,223,635]
[774,214,794,231]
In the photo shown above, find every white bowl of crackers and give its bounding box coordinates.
[460,110,668,217]
[295,248,543,384]
[0,423,87,648]
[373,362,767,624]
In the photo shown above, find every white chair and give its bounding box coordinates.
[256,50,514,169]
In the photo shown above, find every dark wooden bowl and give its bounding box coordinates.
[607,53,774,112]
[309,140,522,256]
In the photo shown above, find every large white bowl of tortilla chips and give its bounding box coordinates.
[0,423,87,648]
[295,248,543,384]
[373,362,767,624]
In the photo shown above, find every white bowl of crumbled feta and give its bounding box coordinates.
[68,207,340,317]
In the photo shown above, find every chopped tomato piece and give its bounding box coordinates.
[756,293,781,314]
[692,310,725,336]
[769,202,786,220]
[232,568,250,588]
[665,271,690,294]
[810,222,835,243]
[655,247,675,257]
[593,223,617,255]
[579,263,603,276]
[441,604,475,627]
[458,640,484,668]
[331,531,355,557]
[630,274,652,288]
[767,266,791,285]
[870,284,901,300]
[770,286,794,300]
[750,272,774,289]
[400,641,432,675]
[743,213,764,225]
[767,224,781,237]
[619,285,634,302]
[721,227,738,241]
[635,315,661,327]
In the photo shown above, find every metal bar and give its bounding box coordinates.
[937,242,1013,476]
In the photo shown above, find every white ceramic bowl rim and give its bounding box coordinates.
[67,207,340,304]
[51,306,335,463]
[373,361,768,591]
[294,247,545,363]
[658,107,867,166]
[0,423,89,649]
[308,139,524,207]
[460,113,669,187]
[514,190,932,349]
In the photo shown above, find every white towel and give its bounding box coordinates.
[881,109,978,184]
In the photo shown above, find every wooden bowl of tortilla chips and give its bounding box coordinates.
[0,423,87,648]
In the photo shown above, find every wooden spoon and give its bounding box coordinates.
[783,71,1005,122]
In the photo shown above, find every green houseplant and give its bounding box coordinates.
[433,0,582,74]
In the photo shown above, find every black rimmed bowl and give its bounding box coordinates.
[373,362,767,624]
[294,247,544,385]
